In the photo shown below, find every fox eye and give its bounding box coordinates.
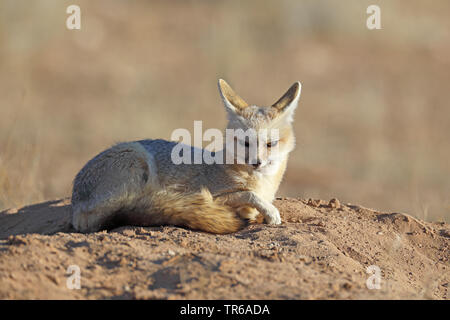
[267,141,278,148]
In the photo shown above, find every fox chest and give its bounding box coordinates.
[251,175,279,202]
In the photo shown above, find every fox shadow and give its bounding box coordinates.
[0,198,74,239]
[0,198,287,241]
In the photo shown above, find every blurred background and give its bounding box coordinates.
[0,0,449,222]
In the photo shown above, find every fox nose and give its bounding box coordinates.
[252,160,262,169]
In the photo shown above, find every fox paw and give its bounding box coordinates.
[264,206,281,225]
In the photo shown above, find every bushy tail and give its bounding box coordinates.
[146,188,246,234]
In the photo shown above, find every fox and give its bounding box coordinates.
[71,79,302,234]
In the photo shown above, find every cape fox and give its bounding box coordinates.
[72,79,302,234]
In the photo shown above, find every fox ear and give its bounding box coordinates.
[272,82,302,118]
[218,79,249,113]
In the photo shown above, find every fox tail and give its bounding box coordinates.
[144,188,246,234]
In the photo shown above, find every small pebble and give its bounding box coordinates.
[307,199,322,207]
[328,198,341,209]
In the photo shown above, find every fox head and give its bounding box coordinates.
[218,79,301,175]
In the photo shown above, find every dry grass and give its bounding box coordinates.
[0,0,449,221]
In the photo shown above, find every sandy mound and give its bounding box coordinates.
[0,197,448,299]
